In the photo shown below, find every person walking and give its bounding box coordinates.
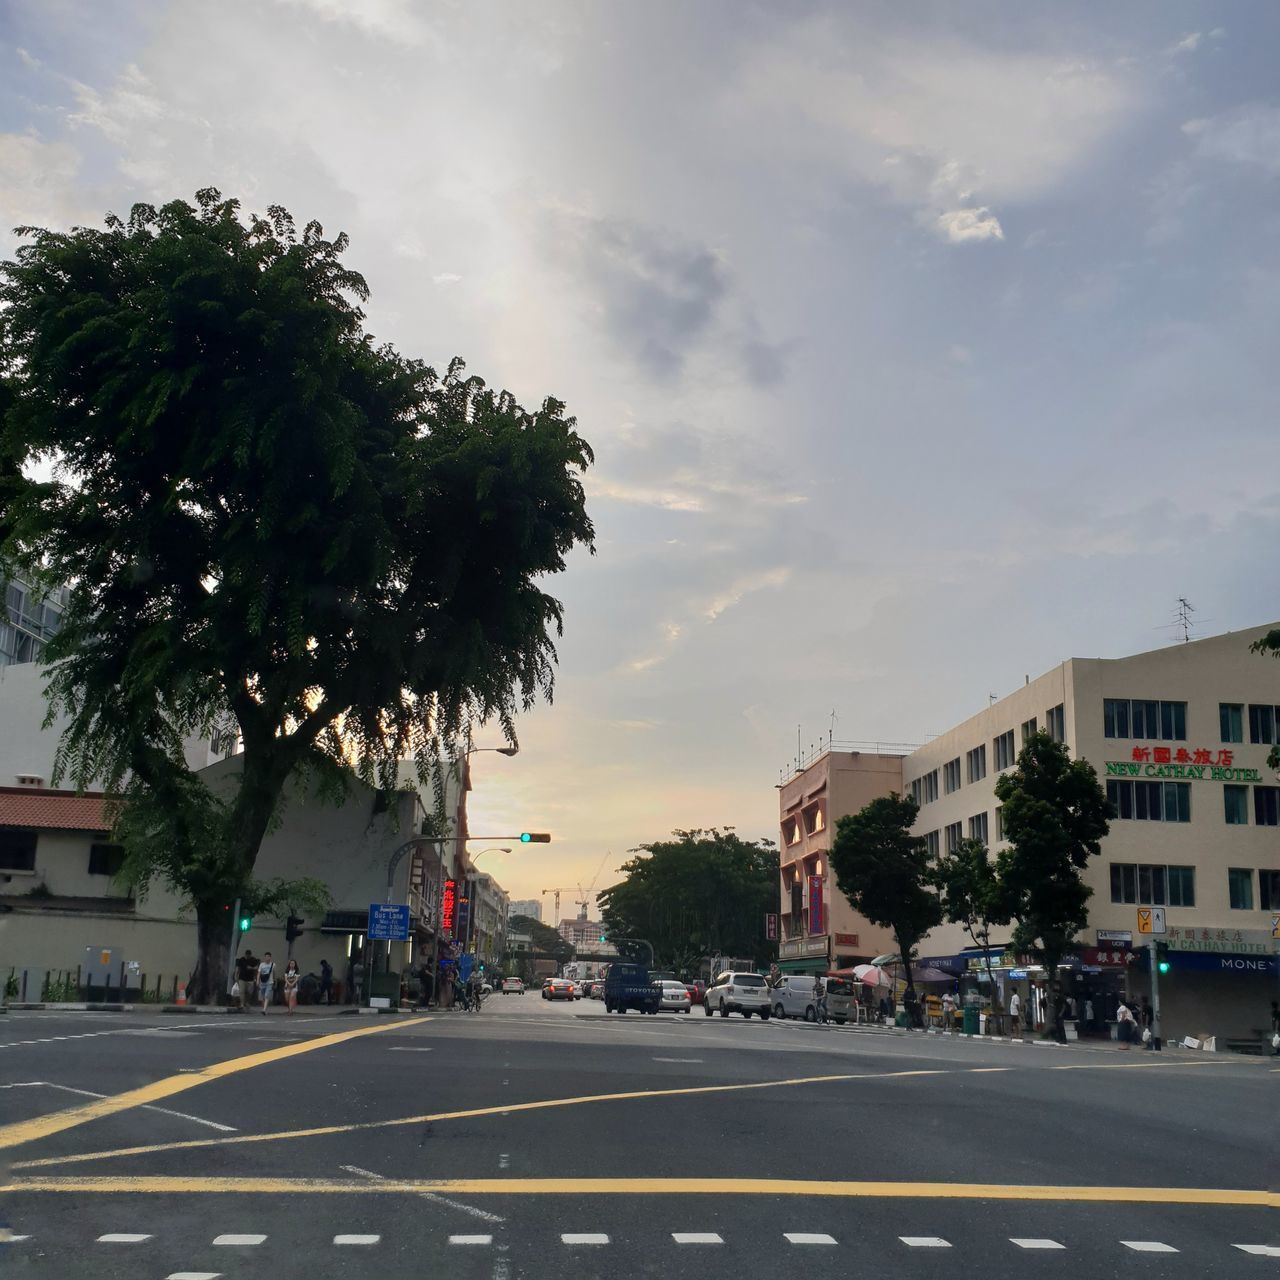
[1116,999,1136,1050]
[942,990,956,1030]
[234,950,255,1010]
[317,959,333,1006]
[283,959,300,1013]
[1009,989,1021,1034]
[1084,995,1095,1034]
[257,952,276,1015]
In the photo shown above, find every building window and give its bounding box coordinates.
[924,830,940,858]
[994,805,1005,841]
[944,821,963,853]
[968,812,989,844]
[1255,787,1279,827]
[1260,870,1280,912]
[1228,868,1254,911]
[1219,703,1243,743]
[1223,785,1249,826]
[88,843,125,877]
[922,770,939,804]
[1248,704,1279,745]
[1110,862,1195,907]
[909,779,921,806]
[1045,703,1065,744]
[943,758,961,794]
[965,744,986,783]
[1106,779,1191,822]
[1103,698,1186,740]
[0,829,37,871]
[1020,717,1038,744]
[993,730,1015,771]
[803,804,825,835]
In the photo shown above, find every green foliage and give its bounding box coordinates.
[829,793,941,994]
[509,913,573,965]
[0,190,594,999]
[1250,629,1280,771]
[596,828,779,973]
[934,835,1010,1027]
[993,731,1112,977]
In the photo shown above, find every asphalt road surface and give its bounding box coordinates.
[0,992,1275,1279]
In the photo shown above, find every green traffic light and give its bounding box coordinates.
[1158,961,1170,973]
[239,917,251,932]
[519,832,551,843]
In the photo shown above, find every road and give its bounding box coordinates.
[0,992,1275,1278]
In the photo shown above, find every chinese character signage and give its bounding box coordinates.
[808,875,824,936]
[441,878,456,934]
[1105,745,1262,783]
[765,913,779,941]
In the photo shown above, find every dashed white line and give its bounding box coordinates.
[167,1273,222,1280]
[498,1153,511,1169]
[1,1234,32,1242]
[97,1233,153,1243]
[785,1232,837,1245]
[1011,1238,1065,1249]
[339,1165,384,1181]
[900,1237,951,1248]
[334,1235,380,1245]
[653,1057,703,1063]
[212,1234,266,1246]
[449,1235,493,1245]
[562,1233,610,1245]
[1234,1245,1280,1257]
[388,1046,434,1052]
[1122,1241,1178,1253]
[672,1233,723,1244]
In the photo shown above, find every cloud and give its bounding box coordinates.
[0,133,90,253]
[432,272,463,285]
[936,206,1004,243]
[703,567,790,622]
[1169,33,1202,55]
[273,0,443,48]
[539,203,787,383]
[1183,106,1280,174]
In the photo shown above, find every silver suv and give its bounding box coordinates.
[703,971,771,1019]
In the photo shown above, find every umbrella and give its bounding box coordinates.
[852,963,892,987]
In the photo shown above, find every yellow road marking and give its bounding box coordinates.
[0,1176,1272,1207]
[0,1017,431,1153]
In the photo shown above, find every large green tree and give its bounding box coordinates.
[0,191,594,1001]
[1251,628,1280,772]
[597,829,779,974]
[993,732,1112,988]
[829,793,941,1011]
[933,835,1011,1033]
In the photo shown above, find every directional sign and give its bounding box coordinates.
[1137,907,1166,935]
[367,903,410,942]
[1272,913,1279,940]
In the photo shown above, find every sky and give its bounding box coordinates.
[3,1,1278,915]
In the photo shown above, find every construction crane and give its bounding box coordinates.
[543,853,617,926]
[541,886,587,927]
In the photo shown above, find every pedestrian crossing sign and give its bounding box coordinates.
[1136,908,1166,935]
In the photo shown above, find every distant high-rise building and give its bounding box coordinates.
[509,898,542,922]
[1,575,69,668]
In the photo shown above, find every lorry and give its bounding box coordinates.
[603,962,660,1015]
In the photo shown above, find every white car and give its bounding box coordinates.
[703,971,771,1019]
[501,977,525,995]
[657,980,691,1013]
[770,975,825,1022]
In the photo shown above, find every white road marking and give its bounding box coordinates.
[336,1167,502,1224]
[901,1237,951,1248]
[1234,1245,1280,1257]
[0,1019,247,1050]
[1,1234,32,1242]
[498,1153,510,1169]
[334,1235,380,1245]
[449,1235,493,1245]
[562,1234,609,1245]
[167,1273,222,1280]
[97,1233,153,1243]
[339,1166,384,1180]
[1122,1241,1178,1253]
[672,1233,723,1244]
[653,1057,703,1063]
[785,1232,837,1245]
[388,1047,434,1052]
[1011,1238,1065,1249]
[212,1234,266,1246]
[0,1081,235,1131]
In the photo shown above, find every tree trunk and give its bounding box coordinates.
[192,902,232,1005]
[896,931,919,1028]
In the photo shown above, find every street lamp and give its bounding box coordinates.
[462,846,512,956]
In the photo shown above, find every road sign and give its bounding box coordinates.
[1137,907,1166,935]
[1272,913,1279,940]
[765,913,778,941]
[367,903,410,942]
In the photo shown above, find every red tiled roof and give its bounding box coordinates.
[0,787,112,832]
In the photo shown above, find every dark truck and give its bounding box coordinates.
[603,962,660,1014]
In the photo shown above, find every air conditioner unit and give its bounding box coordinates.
[14,774,44,788]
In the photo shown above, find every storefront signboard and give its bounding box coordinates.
[1077,947,1133,968]
[781,937,831,958]
[833,932,859,947]
[1096,929,1132,947]
[1167,950,1277,975]
[808,875,824,936]
[1161,927,1275,956]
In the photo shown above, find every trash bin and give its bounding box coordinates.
[962,1006,980,1036]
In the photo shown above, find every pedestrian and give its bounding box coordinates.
[257,952,276,1015]
[1271,1001,1279,1056]
[1009,988,1021,1032]
[942,990,956,1030]
[1084,996,1095,1033]
[1116,999,1136,1050]
[240,950,258,1008]
[283,959,300,1013]
[233,950,254,1009]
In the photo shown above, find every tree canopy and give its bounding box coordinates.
[1251,628,1280,771]
[509,913,573,967]
[993,731,1111,979]
[597,829,779,974]
[0,190,595,999]
[829,792,941,999]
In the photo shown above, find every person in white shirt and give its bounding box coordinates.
[1116,1000,1136,1049]
[257,953,276,1015]
[1009,989,1021,1031]
[941,991,956,1029]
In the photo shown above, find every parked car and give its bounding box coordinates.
[501,977,525,995]
[770,975,825,1022]
[543,978,575,1001]
[704,970,771,1019]
[604,962,660,1014]
[590,981,605,1000]
[658,980,692,1013]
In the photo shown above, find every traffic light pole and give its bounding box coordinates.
[1149,938,1162,1051]
[225,896,242,997]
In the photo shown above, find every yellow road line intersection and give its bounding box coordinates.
[0,1176,1272,1207]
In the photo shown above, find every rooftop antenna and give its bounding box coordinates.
[988,694,997,707]
[1176,597,1195,643]
[829,708,838,745]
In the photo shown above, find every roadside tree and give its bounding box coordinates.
[1251,628,1280,771]
[829,793,941,1016]
[0,191,595,1001]
[510,914,574,969]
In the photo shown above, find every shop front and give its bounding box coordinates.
[778,935,830,974]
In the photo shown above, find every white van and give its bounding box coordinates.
[770,975,826,1022]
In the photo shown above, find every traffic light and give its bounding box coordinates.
[519,832,551,843]
[599,933,607,943]
[238,914,251,933]
[1155,940,1170,974]
[285,915,303,943]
